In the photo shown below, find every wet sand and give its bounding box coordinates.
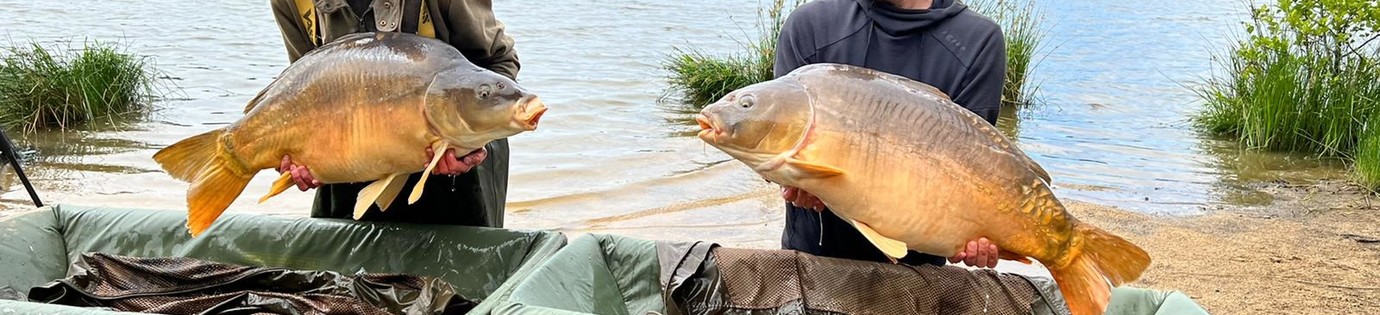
[1066,181,1380,314]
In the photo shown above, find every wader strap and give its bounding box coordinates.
[296,0,434,44]
[295,0,321,46]
[417,0,435,38]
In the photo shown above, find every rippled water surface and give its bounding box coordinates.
[0,0,1349,250]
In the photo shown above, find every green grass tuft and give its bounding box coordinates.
[662,0,799,108]
[0,39,164,134]
[969,0,1049,107]
[663,48,773,107]
[1357,119,1380,189]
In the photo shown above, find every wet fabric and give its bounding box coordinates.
[28,253,475,315]
[664,247,1069,315]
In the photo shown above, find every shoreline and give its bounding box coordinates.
[1065,180,1380,314]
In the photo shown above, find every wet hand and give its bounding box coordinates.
[782,186,826,211]
[278,155,321,191]
[948,237,1000,268]
[426,147,487,176]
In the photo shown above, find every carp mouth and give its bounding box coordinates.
[695,114,724,143]
[516,97,548,131]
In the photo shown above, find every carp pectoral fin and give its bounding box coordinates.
[999,251,1034,264]
[409,141,450,205]
[258,172,294,204]
[373,173,408,211]
[786,159,845,178]
[849,219,909,261]
[355,174,401,220]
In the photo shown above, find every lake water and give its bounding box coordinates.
[0,0,1349,253]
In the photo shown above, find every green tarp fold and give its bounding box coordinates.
[0,205,566,314]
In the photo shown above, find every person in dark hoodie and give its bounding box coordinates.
[773,0,1007,268]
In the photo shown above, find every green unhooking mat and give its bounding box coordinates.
[29,253,473,314]
[0,204,567,315]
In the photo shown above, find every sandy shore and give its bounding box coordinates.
[1069,180,1380,314]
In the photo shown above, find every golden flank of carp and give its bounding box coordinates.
[695,63,1150,315]
[153,32,547,237]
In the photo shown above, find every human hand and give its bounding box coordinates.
[278,155,321,191]
[426,147,487,176]
[782,186,826,211]
[948,237,1000,268]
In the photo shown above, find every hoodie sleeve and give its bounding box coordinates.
[952,29,1006,125]
[270,0,316,63]
[773,6,814,79]
[438,0,520,80]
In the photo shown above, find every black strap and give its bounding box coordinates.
[401,0,422,34]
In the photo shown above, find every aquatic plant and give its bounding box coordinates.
[968,0,1048,107]
[1195,0,1380,189]
[1358,120,1380,188]
[0,40,164,134]
[663,50,771,109]
[663,0,798,108]
[663,0,1050,109]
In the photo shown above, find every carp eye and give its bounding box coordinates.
[478,84,493,99]
[739,96,755,109]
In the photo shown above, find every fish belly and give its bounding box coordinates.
[230,98,435,184]
[804,173,989,258]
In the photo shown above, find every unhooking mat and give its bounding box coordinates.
[26,252,474,315]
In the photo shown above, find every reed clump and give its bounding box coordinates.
[0,40,163,133]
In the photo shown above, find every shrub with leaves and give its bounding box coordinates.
[1197,0,1380,188]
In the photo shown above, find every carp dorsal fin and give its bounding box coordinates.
[848,219,909,261]
[241,79,278,114]
[408,141,450,205]
[1013,146,1052,184]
